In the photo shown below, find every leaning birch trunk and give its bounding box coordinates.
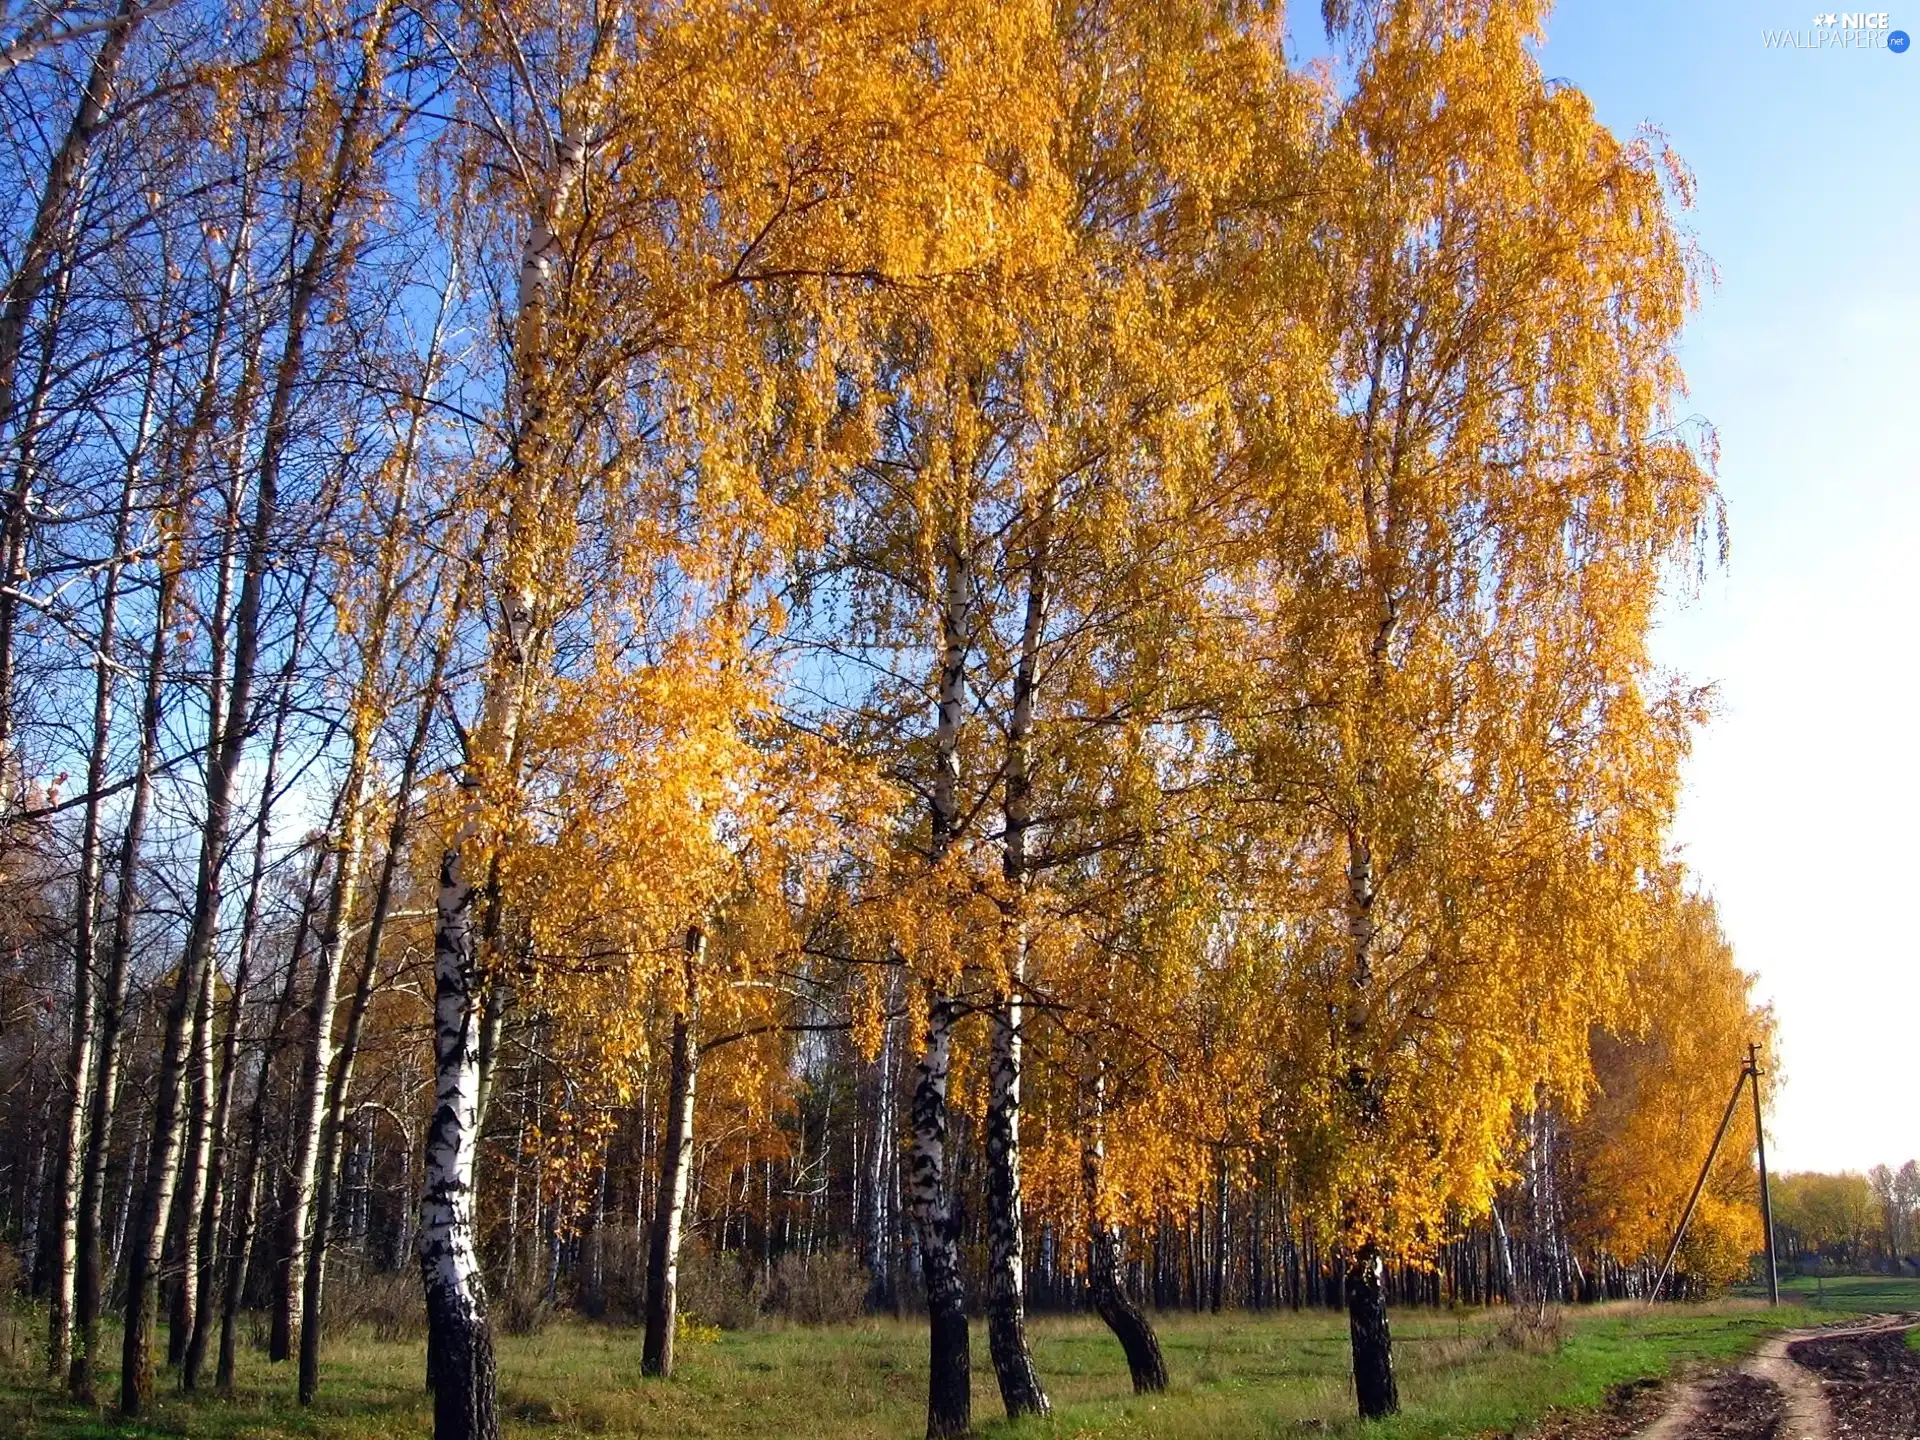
[0,0,140,766]
[293,259,462,1400]
[46,412,144,1375]
[185,952,250,1388]
[300,577,462,1405]
[984,505,1050,1419]
[45,622,103,1375]
[297,878,378,1403]
[117,37,374,1407]
[269,14,398,1370]
[117,431,270,1414]
[297,266,463,1403]
[68,494,174,1399]
[184,812,263,1388]
[275,745,370,1369]
[118,643,247,1411]
[862,993,897,1311]
[910,542,972,1440]
[419,129,585,1440]
[1490,1201,1518,1304]
[219,840,331,1392]
[167,958,218,1364]
[642,927,704,1378]
[0,0,137,420]
[167,458,241,1367]
[1082,1067,1166,1393]
[136,315,244,1386]
[184,573,315,1389]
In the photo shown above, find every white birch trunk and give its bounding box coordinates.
[642,928,703,1378]
[0,0,139,771]
[184,570,314,1388]
[167,956,217,1364]
[862,991,896,1309]
[68,473,175,1399]
[421,838,497,1440]
[986,504,1050,1417]
[277,748,369,1373]
[909,990,969,1438]
[299,301,465,1396]
[46,398,144,1376]
[418,127,584,1440]
[218,839,330,1391]
[118,32,354,1400]
[910,542,972,1440]
[301,595,456,1403]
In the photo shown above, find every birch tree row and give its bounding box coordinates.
[0,0,1775,1436]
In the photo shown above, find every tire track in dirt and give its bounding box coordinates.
[1788,1315,1920,1437]
[1630,1312,1916,1440]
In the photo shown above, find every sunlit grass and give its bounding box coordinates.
[1751,1273,1920,1313]
[3,1284,1906,1439]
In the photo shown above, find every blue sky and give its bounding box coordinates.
[1502,2,1917,1174]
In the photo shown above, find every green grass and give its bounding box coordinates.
[1743,1273,1920,1313]
[0,1293,1887,1440]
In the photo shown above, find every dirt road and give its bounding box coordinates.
[1625,1313,1920,1440]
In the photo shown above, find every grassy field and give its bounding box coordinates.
[1758,1272,1920,1313]
[3,1279,1918,1440]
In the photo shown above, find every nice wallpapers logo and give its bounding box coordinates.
[1763,12,1912,48]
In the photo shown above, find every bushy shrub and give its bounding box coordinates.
[243,1308,273,1354]
[498,1270,555,1336]
[563,1225,761,1328]
[765,1248,866,1326]
[576,1223,646,1320]
[557,1229,869,1331]
[0,1244,23,1362]
[1496,1301,1569,1355]
[677,1244,764,1330]
[323,1259,427,1341]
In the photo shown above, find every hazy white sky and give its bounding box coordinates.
[1528,2,1920,1174]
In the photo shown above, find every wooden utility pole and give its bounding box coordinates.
[1650,1061,1749,1303]
[1748,1042,1779,1306]
[1650,1047,1780,1306]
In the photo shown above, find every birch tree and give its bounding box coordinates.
[1227,0,1719,1413]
